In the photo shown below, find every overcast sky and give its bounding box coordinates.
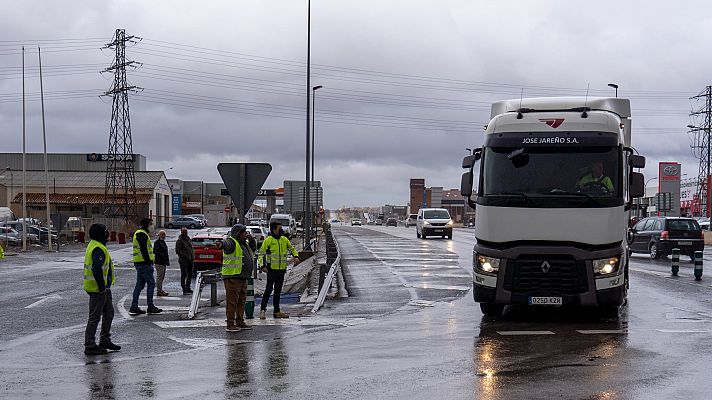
[0,0,710,208]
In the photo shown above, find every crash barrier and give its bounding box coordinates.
[694,251,703,281]
[187,270,221,319]
[312,229,348,313]
[671,248,680,276]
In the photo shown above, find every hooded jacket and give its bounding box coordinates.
[220,224,254,279]
[175,232,194,263]
[153,237,170,266]
[88,224,112,292]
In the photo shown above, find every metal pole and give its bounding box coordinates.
[38,47,52,251]
[304,0,312,249]
[21,46,27,251]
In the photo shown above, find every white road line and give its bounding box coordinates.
[118,294,131,320]
[656,329,712,333]
[404,283,470,291]
[24,294,62,309]
[154,317,368,329]
[168,336,257,348]
[576,330,627,334]
[497,330,555,336]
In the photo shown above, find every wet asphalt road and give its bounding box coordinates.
[2,225,712,399]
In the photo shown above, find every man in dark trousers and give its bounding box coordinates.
[175,227,195,295]
[258,222,299,319]
[83,223,120,355]
[153,230,170,296]
[215,224,254,331]
[130,218,162,315]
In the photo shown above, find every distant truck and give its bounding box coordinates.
[269,213,296,238]
[460,97,646,318]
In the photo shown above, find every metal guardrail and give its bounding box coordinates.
[312,229,342,313]
[187,270,221,319]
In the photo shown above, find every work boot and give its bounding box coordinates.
[128,307,146,315]
[84,345,108,355]
[236,321,252,330]
[259,310,266,320]
[226,324,240,332]
[273,311,289,319]
[157,290,169,296]
[147,306,163,314]
[99,342,122,351]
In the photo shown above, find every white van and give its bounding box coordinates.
[416,208,453,239]
[269,214,296,238]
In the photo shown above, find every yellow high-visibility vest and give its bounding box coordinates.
[132,229,155,263]
[83,240,115,292]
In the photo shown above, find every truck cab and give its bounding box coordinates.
[460,97,646,317]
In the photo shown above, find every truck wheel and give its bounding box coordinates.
[480,303,504,317]
[649,242,659,260]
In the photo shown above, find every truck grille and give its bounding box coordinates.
[504,257,588,295]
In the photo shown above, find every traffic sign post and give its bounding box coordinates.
[217,163,272,225]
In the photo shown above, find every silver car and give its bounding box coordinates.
[166,216,205,229]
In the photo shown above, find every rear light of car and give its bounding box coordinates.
[660,231,669,240]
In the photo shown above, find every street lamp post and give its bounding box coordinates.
[608,83,619,98]
[311,85,322,218]
[304,0,312,249]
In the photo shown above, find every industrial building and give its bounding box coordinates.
[409,178,473,223]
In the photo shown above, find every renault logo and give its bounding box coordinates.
[541,261,551,273]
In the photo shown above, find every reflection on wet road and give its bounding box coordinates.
[2,225,712,398]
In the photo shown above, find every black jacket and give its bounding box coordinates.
[175,235,194,263]
[153,238,170,266]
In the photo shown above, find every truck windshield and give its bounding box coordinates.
[480,146,621,208]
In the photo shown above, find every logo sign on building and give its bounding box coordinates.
[658,162,681,216]
[86,153,135,162]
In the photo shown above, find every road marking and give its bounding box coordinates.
[656,329,712,333]
[405,283,470,291]
[496,330,555,336]
[576,330,627,334]
[168,336,257,348]
[24,293,62,308]
[408,299,436,307]
[118,294,131,319]
[154,316,368,329]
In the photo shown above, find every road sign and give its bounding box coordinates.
[217,163,272,217]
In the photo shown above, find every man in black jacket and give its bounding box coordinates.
[83,224,120,355]
[153,230,170,296]
[175,227,195,295]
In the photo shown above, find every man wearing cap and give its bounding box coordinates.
[129,218,162,315]
[258,222,300,319]
[216,224,255,332]
[83,224,120,355]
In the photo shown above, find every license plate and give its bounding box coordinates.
[433,229,443,233]
[199,254,213,259]
[529,296,562,305]
[678,241,693,246]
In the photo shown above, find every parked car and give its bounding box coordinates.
[0,222,40,243]
[187,214,208,227]
[696,217,710,230]
[247,225,268,246]
[405,214,418,227]
[351,218,362,226]
[25,226,58,244]
[0,226,20,246]
[166,216,205,229]
[416,208,453,239]
[629,217,704,260]
[386,217,398,227]
[375,218,383,226]
[191,234,223,271]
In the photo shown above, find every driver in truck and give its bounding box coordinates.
[576,160,613,192]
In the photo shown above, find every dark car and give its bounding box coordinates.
[386,217,398,227]
[630,217,704,260]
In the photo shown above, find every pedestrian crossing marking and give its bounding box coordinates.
[576,330,627,334]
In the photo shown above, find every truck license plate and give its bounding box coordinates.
[678,241,692,246]
[199,254,213,259]
[529,296,562,305]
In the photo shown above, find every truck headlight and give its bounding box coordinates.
[475,254,500,274]
[593,256,620,275]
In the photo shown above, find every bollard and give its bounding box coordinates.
[694,251,703,281]
[211,281,218,306]
[245,277,255,319]
[671,248,680,276]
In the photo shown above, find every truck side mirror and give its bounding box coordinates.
[462,149,482,168]
[630,172,645,198]
[461,171,474,197]
[629,154,645,168]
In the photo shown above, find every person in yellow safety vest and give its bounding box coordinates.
[83,224,121,355]
[258,222,300,320]
[0,242,4,260]
[576,160,614,192]
[215,224,255,332]
[129,218,162,316]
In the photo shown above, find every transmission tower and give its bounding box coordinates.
[103,29,142,224]
[688,86,712,217]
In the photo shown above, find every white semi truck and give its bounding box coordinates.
[460,97,646,317]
